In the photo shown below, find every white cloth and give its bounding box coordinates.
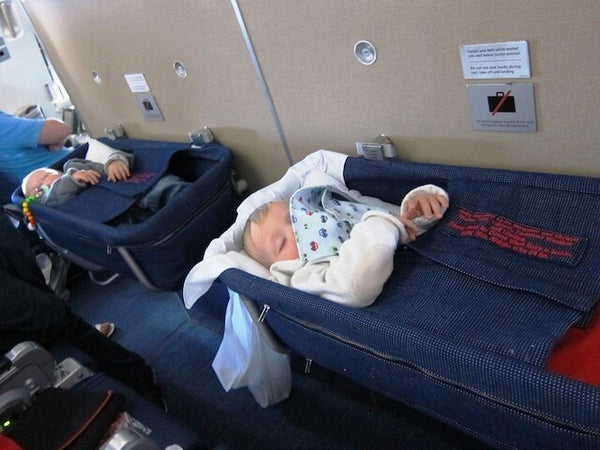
[211,290,292,407]
[84,138,120,164]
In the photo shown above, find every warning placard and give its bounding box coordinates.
[467,83,536,133]
[459,41,530,79]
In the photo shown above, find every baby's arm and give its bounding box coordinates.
[402,191,448,220]
[105,150,134,182]
[106,159,130,182]
[71,169,101,185]
[42,169,100,206]
[271,213,407,307]
[399,185,449,237]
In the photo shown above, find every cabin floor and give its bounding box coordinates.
[66,268,491,450]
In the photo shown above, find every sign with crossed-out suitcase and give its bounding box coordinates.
[467,83,536,132]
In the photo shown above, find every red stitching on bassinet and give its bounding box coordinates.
[445,208,586,264]
[123,172,155,184]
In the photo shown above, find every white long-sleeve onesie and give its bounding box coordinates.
[269,184,448,308]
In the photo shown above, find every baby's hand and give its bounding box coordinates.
[106,160,130,182]
[72,170,101,185]
[396,216,419,241]
[402,193,449,220]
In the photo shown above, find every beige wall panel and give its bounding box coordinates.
[240,0,599,176]
[23,0,290,190]
[22,0,599,190]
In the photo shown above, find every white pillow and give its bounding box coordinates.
[84,138,120,164]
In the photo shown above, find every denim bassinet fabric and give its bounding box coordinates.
[345,158,600,323]
[218,156,600,449]
[38,139,186,223]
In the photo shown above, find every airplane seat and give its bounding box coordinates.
[0,341,201,449]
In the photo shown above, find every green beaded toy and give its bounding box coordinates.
[22,185,49,230]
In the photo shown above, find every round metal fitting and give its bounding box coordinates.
[354,40,377,65]
[91,71,102,84]
[173,61,188,78]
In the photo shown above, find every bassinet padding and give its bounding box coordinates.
[217,156,600,449]
[13,137,241,291]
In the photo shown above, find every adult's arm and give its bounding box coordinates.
[38,118,70,149]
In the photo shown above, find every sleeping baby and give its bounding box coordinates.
[242,182,448,307]
[22,139,189,213]
[21,149,133,206]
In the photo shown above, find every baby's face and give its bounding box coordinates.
[246,201,299,268]
[25,168,61,197]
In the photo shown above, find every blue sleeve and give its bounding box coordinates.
[0,111,44,149]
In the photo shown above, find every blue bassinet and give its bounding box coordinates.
[211,155,600,449]
[12,137,241,292]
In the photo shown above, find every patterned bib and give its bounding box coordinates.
[290,186,388,263]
